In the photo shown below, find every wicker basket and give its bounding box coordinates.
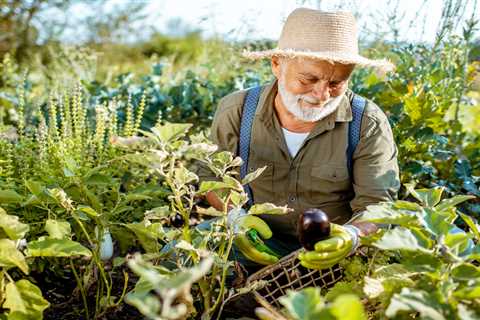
[246,248,345,317]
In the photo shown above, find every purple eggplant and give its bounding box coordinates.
[298,208,331,250]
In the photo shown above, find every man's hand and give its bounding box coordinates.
[228,209,280,265]
[298,223,360,269]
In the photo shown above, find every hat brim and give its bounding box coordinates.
[243,48,395,72]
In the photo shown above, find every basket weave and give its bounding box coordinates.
[246,248,345,317]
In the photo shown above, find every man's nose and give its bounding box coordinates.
[311,81,330,102]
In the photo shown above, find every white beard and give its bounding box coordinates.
[277,80,344,122]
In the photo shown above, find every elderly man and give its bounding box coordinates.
[201,8,400,270]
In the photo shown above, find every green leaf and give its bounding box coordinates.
[0,239,28,274]
[373,227,432,253]
[248,203,292,215]
[421,208,453,237]
[229,191,248,207]
[144,206,171,220]
[435,195,475,212]
[25,180,44,197]
[44,220,71,240]
[459,213,480,241]
[125,222,165,253]
[0,211,29,240]
[173,166,198,185]
[454,284,480,299]
[330,294,367,320]
[363,277,384,299]
[195,206,225,217]
[359,204,419,226]
[84,173,114,186]
[444,231,472,254]
[197,181,230,194]
[151,123,192,143]
[77,205,99,217]
[222,176,243,191]
[125,194,152,202]
[279,288,326,320]
[127,254,214,319]
[27,239,92,257]
[386,288,447,320]
[0,190,23,204]
[392,200,423,211]
[451,263,480,281]
[212,151,234,166]
[241,166,267,185]
[4,280,49,319]
[457,303,480,320]
[406,186,444,207]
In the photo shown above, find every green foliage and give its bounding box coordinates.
[351,35,480,219]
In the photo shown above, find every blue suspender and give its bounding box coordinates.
[347,94,366,179]
[238,86,262,208]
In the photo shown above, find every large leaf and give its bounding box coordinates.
[222,176,243,192]
[0,190,23,204]
[454,284,480,300]
[0,239,28,274]
[44,220,71,240]
[248,203,292,215]
[151,123,192,143]
[195,206,225,217]
[0,211,29,240]
[421,208,453,237]
[457,304,480,320]
[127,255,213,319]
[125,222,165,253]
[26,239,92,257]
[435,195,475,212]
[173,166,198,185]
[25,180,45,197]
[4,279,50,319]
[279,288,326,320]
[330,294,367,320]
[241,166,267,185]
[386,288,447,320]
[459,213,480,241]
[451,263,480,281]
[197,181,231,194]
[373,227,432,253]
[359,204,420,226]
[77,205,99,217]
[406,186,444,207]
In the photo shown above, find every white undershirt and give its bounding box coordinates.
[281,127,310,157]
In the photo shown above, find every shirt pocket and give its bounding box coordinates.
[309,164,351,202]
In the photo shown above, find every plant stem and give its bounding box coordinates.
[70,258,90,320]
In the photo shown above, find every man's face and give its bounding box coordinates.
[271,57,355,122]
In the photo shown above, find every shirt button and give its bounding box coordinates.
[249,166,255,172]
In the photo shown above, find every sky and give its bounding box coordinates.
[59,0,478,44]
[142,0,478,43]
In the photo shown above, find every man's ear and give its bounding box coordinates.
[271,56,282,79]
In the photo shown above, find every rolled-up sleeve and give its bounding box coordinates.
[350,102,400,213]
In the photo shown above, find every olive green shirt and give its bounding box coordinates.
[201,80,400,237]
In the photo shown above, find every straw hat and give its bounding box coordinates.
[243,8,395,71]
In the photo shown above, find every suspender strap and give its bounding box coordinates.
[239,86,262,207]
[347,94,367,179]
